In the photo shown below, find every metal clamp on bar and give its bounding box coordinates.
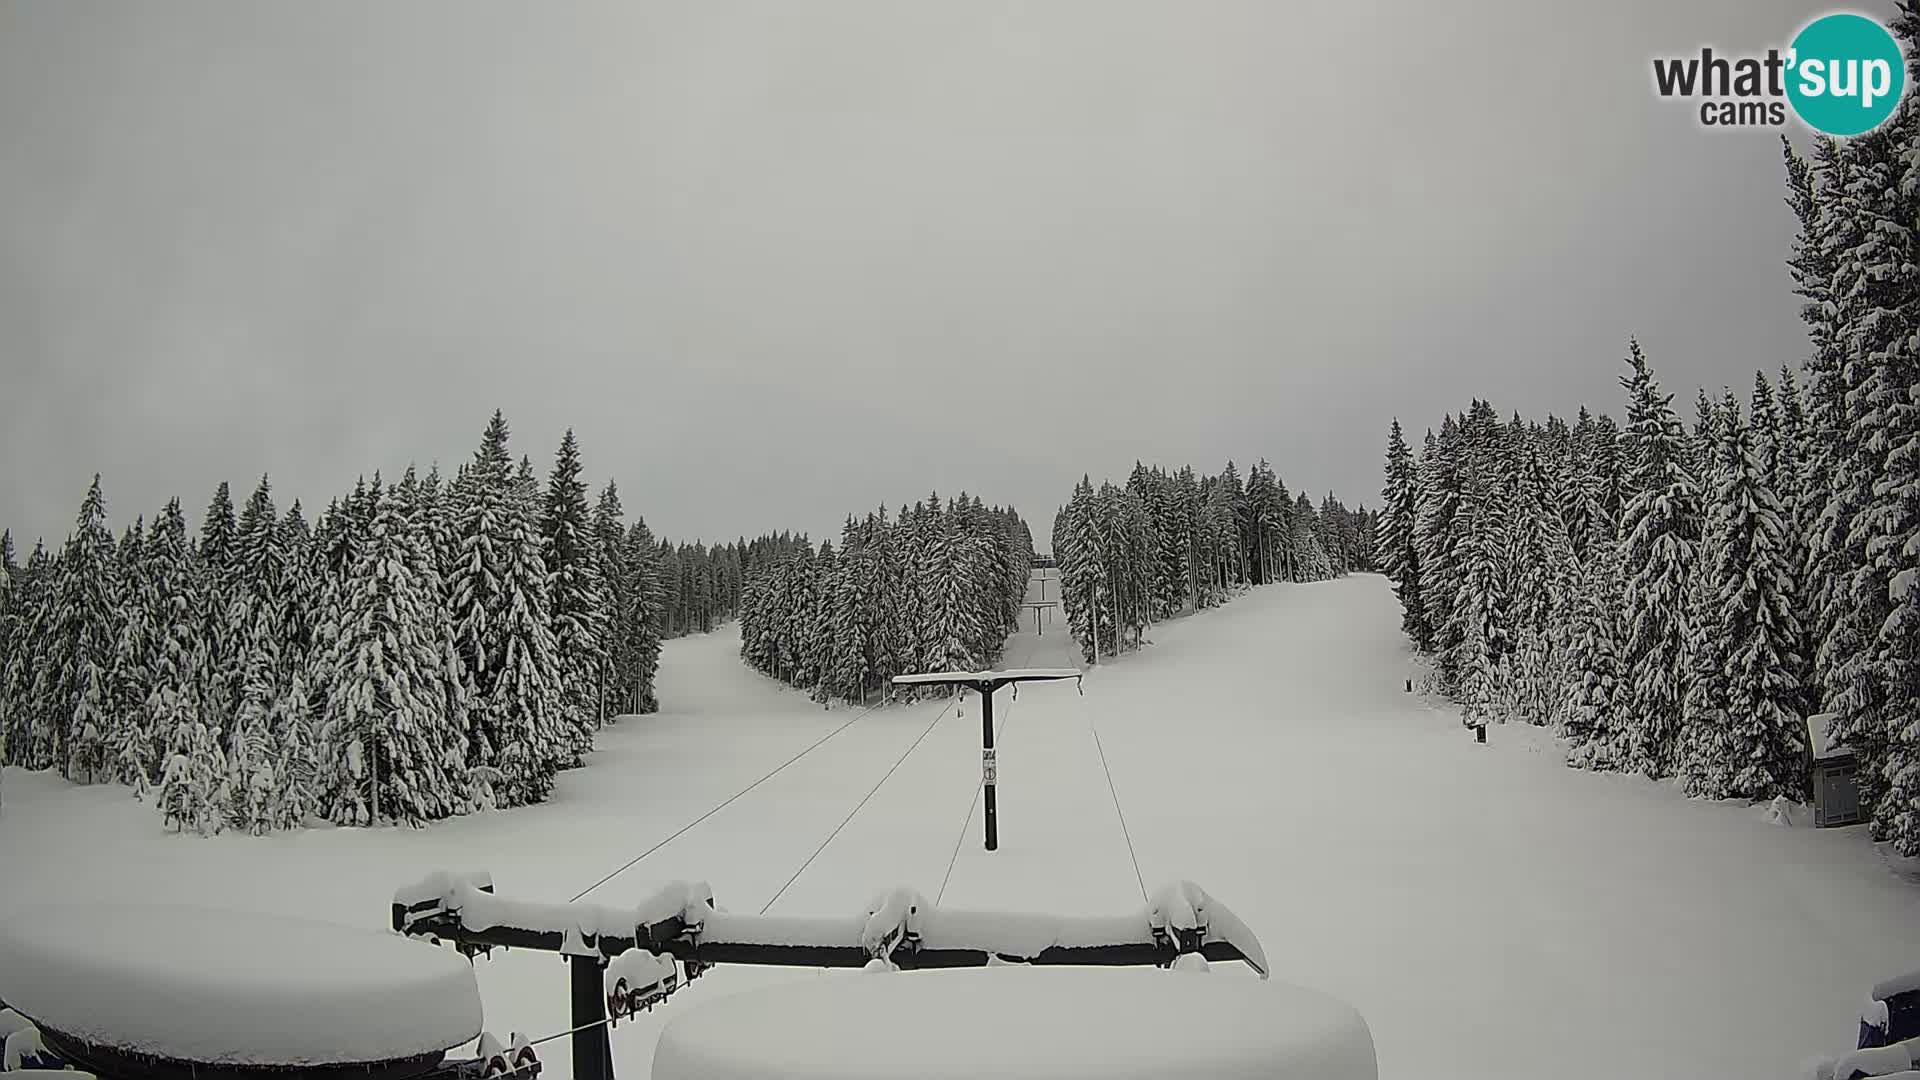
[605,950,681,1024]
[1148,881,1270,977]
[466,1033,539,1080]
[393,871,496,944]
[861,887,928,966]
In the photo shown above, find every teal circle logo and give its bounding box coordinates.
[1787,13,1905,136]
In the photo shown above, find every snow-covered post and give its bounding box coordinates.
[981,687,998,851]
[892,669,1080,852]
[569,952,614,1080]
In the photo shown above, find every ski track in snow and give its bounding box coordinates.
[3,574,1918,1079]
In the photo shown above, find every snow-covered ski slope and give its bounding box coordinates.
[4,573,1918,1079]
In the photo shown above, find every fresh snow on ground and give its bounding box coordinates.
[2,575,1917,1079]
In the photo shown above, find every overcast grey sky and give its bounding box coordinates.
[0,0,1838,552]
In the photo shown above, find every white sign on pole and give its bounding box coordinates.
[983,748,997,784]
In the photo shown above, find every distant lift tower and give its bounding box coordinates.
[891,668,1083,852]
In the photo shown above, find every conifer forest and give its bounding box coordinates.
[736,498,1035,703]
[0,411,823,834]
[1052,461,1374,664]
[1376,133,1920,858]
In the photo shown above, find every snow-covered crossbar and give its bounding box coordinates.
[891,668,1083,685]
[391,872,1266,976]
[393,870,1264,1080]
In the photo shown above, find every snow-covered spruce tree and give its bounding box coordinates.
[542,430,606,757]
[737,563,770,676]
[1791,136,1871,794]
[231,477,290,644]
[1379,419,1428,650]
[1417,420,1466,690]
[1709,387,1809,802]
[1505,446,1573,725]
[137,502,198,807]
[1815,128,1909,819]
[1243,461,1280,586]
[55,475,118,784]
[591,482,630,715]
[227,604,280,834]
[1292,491,1332,583]
[772,540,816,681]
[1130,467,1177,617]
[450,414,567,807]
[1101,482,1152,652]
[105,516,158,792]
[1562,538,1626,768]
[599,487,668,716]
[0,530,14,778]
[623,517,663,713]
[1615,341,1702,779]
[281,499,315,654]
[1217,462,1248,587]
[300,496,356,784]
[1864,13,1920,847]
[825,519,874,704]
[1564,409,1601,557]
[151,496,227,834]
[403,472,475,815]
[1446,428,1511,695]
[224,476,288,825]
[629,518,668,711]
[195,481,241,745]
[321,478,465,826]
[270,665,319,830]
[157,700,227,836]
[1459,618,1499,730]
[1171,467,1203,608]
[1059,478,1110,663]
[4,544,55,769]
[1678,393,1736,797]
[812,540,843,688]
[873,508,912,688]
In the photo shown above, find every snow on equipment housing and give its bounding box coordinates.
[1804,967,1920,1079]
[392,870,1274,1080]
[0,902,530,1080]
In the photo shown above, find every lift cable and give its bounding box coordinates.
[759,694,960,914]
[570,694,893,903]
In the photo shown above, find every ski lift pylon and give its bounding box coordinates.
[890,668,1083,850]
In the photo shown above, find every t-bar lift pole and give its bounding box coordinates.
[891,668,1083,851]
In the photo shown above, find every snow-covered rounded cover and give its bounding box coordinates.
[0,902,482,1066]
[651,967,1375,1080]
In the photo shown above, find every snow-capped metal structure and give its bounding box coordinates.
[891,668,1083,850]
[392,869,1267,1080]
[0,901,527,1080]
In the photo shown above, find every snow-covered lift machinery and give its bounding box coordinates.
[0,902,527,1080]
[890,668,1082,851]
[391,870,1268,1080]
